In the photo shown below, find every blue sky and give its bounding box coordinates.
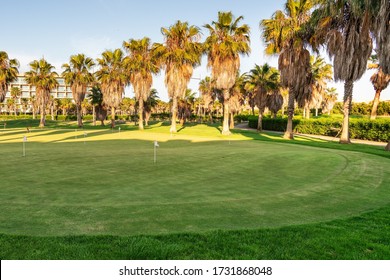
[2,0,386,102]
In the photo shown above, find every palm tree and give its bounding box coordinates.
[59,98,73,117]
[322,87,338,115]
[144,88,159,125]
[24,59,58,127]
[0,51,19,103]
[95,49,127,127]
[368,55,390,120]
[198,76,216,121]
[298,55,333,118]
[267,90,284,118]
[62,54,95,127]
[29,95,38,119]
[245,64,280,131]
[89,85,107,126]
[10,87,21,116]
[6,98,15,116]
[178,89,196,125]
[205,11,250,135]
[261,0,313,139]
[314,0,373,143]
[123,37,160,130]
[374,0,389,75]
[154,20,203,133]
[372,0,390,150]
[229,73,246,128]
[20,98,29,115]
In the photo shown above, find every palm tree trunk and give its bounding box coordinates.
[138,98,144,130]
[111,106,116,128]
[76,104,83,127]
[92,106,96,126]
[315,107,318,117]
[51,105,54,121]
[229,112,234,129]
[257,109,263,131]
[370,89,381,120]
[39,101,46,128]
[170,97,178,133]
[340,80,353,144]
[386,141,390,151]
[283,87,295,139]
[221,89,231,135]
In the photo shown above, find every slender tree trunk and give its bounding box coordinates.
[386,141,390,151]
[138,98,144,130]
[111,106,116,128]
[170,97,178,133]
[222,89,231,135]
[93,106,96,126]
[51,105,54,121]
[340,80,353,144]
[315,107,318,117]
[283,87,295,139]
[39,100,46,128]
[229,112,234,129]
[76,104,83,127]
[257,109,263,131]
[370,89,381,120]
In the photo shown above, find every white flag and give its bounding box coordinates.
[154,141,159,147]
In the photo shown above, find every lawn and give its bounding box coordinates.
[0,120,389,259]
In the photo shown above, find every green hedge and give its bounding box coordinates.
[248,116,390,142]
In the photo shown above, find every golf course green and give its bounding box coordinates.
[1,123,389,238]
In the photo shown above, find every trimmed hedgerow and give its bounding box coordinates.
[248,116,390,142]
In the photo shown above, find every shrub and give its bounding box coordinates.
[248,116,390,142]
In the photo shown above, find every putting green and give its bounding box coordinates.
[0,127,390,236]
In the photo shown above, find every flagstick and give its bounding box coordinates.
[23,141,26,157]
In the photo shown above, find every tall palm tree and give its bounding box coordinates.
[20,97,29,115]
[245,64,280,131]
[198,76,216,121]
[144,88,159,125]
[267,90,284,118]
[322,87,338,115]
[372,0,390,150]
[261,0,313,139]
[0,51,19,103]
[154,20,203,133]
[368,55,390,120]
[315,0,373,143]
[10,87,21,116]
[123,37,160,130]
[89,85,107,126]
[24,59,58,127]
[62,53,95,127]
[298,55,333,118]
[95,49,127,127]
[229,73,246,128]
[205,11,250,135]
[374,0,389,75]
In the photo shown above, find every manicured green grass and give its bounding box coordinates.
[0,120,389,259]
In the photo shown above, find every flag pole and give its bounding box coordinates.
[154,142,157,164]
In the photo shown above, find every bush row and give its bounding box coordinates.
[248,116,390,142]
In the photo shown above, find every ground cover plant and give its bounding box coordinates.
[0,120,389,259]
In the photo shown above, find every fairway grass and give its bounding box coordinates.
[0,122,390,259]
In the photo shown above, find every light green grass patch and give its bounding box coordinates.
[1,126,389,237]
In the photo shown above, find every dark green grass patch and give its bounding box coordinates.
[1,206,389,260]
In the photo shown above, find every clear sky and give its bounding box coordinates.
[2,0,387,102]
